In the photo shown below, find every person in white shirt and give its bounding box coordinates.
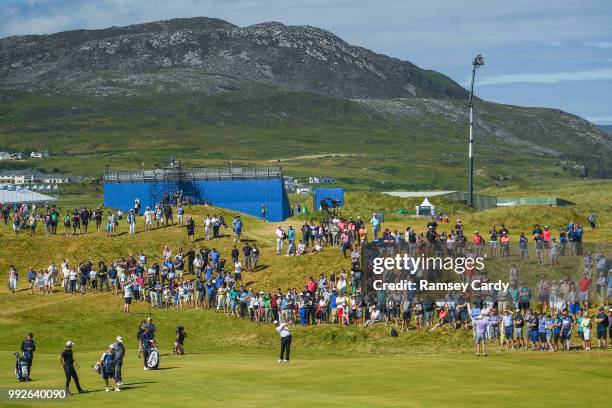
[127,210,136,236]
[61,260,70,293]
[204,216,212,240]
[274,320,292,363]
[144,208,152,232]
[309,243,323,255]
[43,271,52,294]
[336,276,347,294]
[89,269,98,293]
[123,282,133,314]
[275,226,285,255]
[47,263,58,290]
[296,242,306,256]
[365,306,382,326]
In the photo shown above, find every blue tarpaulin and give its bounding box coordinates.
[104,178,291,221]
[313,188,345,211]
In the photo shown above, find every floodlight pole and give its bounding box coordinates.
[467,55,483,208]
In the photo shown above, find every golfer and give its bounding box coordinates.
[474,312,491,357]
[113,336,125,386]
[59,341,86,395]
[274,320,292,363]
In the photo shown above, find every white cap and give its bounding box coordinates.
[66,340,74,347]
[273,320,279,324]
[116,336,123,342]
[109,344,115,349]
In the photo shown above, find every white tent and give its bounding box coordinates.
[0,190,57,205]
[415,197,435,216]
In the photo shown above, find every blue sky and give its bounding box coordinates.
[1,0,611,124]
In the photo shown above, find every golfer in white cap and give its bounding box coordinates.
[59,341,86,395]
[274,320,292,363]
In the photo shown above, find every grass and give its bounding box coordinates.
[1,349,611,408]
[0,183,610,407]
[1,89,611,191]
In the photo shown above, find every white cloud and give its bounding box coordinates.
[595,41,612,48]
[476,68,612,86]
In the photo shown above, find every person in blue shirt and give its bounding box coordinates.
[238,288,248,318]
[205,280,216,308]
[567,228,577,256]
[27,267,36,294]
[471,303,481,321]
[552,312,562,351]
[518,233,529,261]
[330,291,338,324]
[574,226,583,255]
[232,216,243,242]
[559,310,574,351]
[537,313,547,350]
[502,310,514,349]
[287,226,295,245]
[569,299,581,317]
[210,249,219,268]
[370,214,381,240]
[20,332,35,381]
[558,232,567,256]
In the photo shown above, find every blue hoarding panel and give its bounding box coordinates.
[313,188,345,210]
[104,178,290,221]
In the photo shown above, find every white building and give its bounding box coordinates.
[283,176,297,192]
[30,150,49,159]
[0,170,69,185]
[0,152,22,161]
[308,176,335,184]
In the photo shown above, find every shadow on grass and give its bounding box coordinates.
[123,381,156,386]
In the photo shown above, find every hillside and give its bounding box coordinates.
[0,17,466,100]
[0,17,611,185]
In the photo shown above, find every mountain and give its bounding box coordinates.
[0,17,610,186]
[0,17,466,100]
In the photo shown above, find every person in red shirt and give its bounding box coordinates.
[472,231,484,257]
[306,277,318,295]
[542,226,551,248]
[578,274,591,310]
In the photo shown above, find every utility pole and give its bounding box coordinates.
[467,54,484,208]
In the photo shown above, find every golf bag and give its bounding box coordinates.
[146,341,160,370]
[92,362,102,375]
[14,353,29,382]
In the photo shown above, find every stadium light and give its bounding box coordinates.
[467,54,484,208]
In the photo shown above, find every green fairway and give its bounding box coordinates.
[1,346,611,408]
